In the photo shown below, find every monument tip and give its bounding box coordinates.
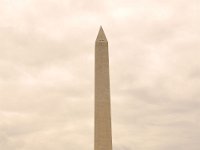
[96,26,108,43]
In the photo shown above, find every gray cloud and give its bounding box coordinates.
[0,0,200,150]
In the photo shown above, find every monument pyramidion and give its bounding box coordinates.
[95,26,112,150]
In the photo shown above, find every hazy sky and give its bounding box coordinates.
[0,0,200,150]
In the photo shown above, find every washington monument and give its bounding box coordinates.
[95,26,112,150]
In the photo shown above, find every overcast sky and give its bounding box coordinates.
[0,0,200,150]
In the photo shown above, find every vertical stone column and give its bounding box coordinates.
[95,26,112,150]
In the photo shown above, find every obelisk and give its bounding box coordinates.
[95,26,112,150]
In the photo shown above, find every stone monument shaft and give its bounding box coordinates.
[95,27,112,150]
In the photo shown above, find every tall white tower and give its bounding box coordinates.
[95,26,112,150]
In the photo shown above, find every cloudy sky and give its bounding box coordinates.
[0,0,200,150]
